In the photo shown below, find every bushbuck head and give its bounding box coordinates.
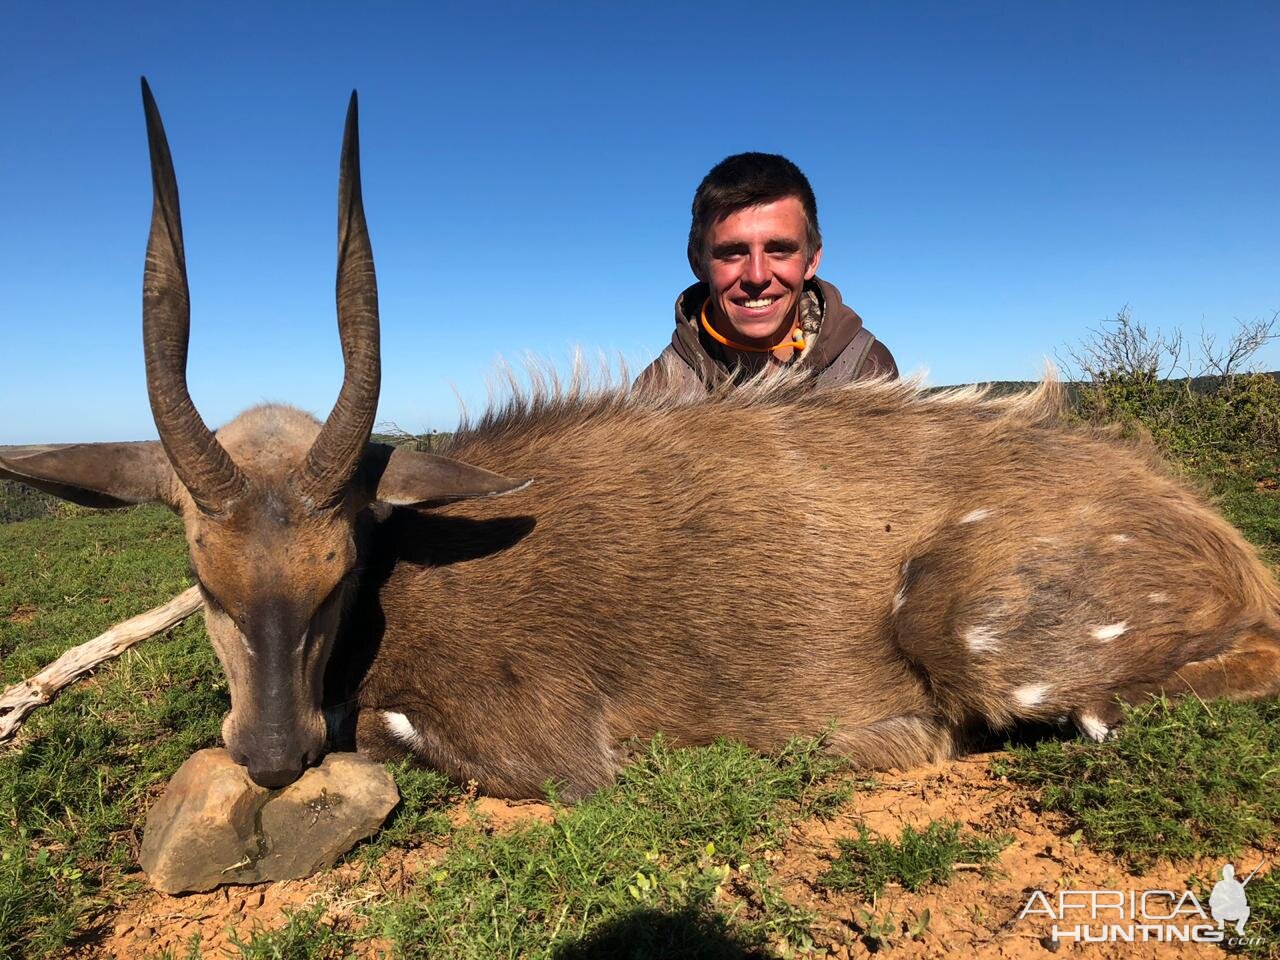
[0,81,527,787]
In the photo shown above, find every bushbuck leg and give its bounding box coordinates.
[825,714,959,770]
[1071,625,1280,739]
[352,703,626,801]
[888,499,1276,736]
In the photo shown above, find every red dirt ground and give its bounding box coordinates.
[88,751,1269,959]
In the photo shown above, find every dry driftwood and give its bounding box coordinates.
[0,586,201,743]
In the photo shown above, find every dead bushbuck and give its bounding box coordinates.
[4,84,1280,796]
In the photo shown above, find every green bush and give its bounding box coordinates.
[817,821,1009,899]
[0,479,62,524]
[995,697,1280,872]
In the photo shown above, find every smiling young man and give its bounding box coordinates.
[636,153,897,392]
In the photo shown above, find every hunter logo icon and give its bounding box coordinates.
[1210,861,1265,935]
[1018,860,1271,945]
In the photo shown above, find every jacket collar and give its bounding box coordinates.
[669,277,866,387]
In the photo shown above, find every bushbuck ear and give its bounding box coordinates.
[0,442,174,509]
[360,444,531,508]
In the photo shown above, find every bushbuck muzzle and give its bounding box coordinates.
[214,592,332,787]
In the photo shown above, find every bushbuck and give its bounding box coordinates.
[4,84,1280,796]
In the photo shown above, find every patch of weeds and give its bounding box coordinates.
[738,869,819,956]
[349,735,847,959]
[1072,370,1280,563]
[851,907,931,953]
[350,759,458,866]
[995,696,1280,871]
[817,821,1009,899]
[0,479,62,523]
[1215,483,1280,565]
[157,932,206,960]
[229,904,359,959]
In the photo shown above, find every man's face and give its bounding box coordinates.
[695,196,822,345]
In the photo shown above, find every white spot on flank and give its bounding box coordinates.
[960,508,993,524]
[963,624,1000,653]
[1110,533,1132,544]
[1076,712,1111,743]
[1148,592,1169,604]
[892,586,908,613]
[1012,684,1049,708]
[893,560,913,613]
[1091,621,1128,642]
[384,711,427,753]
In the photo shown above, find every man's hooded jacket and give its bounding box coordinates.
[635,278,897,393]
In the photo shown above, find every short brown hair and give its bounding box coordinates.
[687,153,821,269]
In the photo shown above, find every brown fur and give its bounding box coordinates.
[325,371,1280,798]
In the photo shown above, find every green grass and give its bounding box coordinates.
[0,479,63,524]
[227,904,360,960]
[994,696,1280,872]
[0,506,227,957]
[228,736,846,959]
[816,821,1010,900]
[357,736,845,959]
[1075,371,1280,563]
[352,759,459,865]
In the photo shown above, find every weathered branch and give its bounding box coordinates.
[0,586,202,743]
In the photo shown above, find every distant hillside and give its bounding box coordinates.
[936,371,1278,400]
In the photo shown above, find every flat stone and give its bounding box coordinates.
[255,753,399,878]
[140,749,399,894]
[139,749,269,894]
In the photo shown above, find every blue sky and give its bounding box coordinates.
[3,1,1277,443]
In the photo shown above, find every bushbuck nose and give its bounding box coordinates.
[246,755,307,789]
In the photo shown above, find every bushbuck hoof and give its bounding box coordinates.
[1070,707,1117,742]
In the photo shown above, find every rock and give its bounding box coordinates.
[256,753,400,878]
[140,749,399,894]
[139,749,269,894]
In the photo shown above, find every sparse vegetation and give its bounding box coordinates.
[817,821,1010,899]
[234,736,845,959]
[0,478,62,523]
[1062,309,1280,562]
[0,507,221,956]
[227,904,357,959]
[995,696,1280,871]
[354,759,459,864]
[383,738,834,957]
[849,906,932,953]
